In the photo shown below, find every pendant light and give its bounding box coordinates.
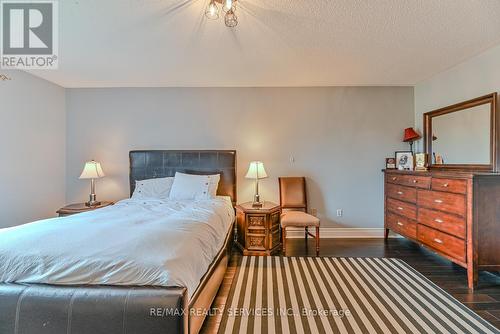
[205,0,238,27]
[205,0,219,20]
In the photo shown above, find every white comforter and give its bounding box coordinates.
[0,197,234,298]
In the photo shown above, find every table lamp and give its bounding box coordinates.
[79,160,105,207]
[245,161,268,208]
[403,127,421,153]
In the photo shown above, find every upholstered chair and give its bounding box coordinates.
[279,177,320,256]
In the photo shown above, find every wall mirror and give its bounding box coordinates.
[424,93,499,172]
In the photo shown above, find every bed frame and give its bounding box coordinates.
[0,150,237,334]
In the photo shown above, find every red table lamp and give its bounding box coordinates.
[403,127,421,153]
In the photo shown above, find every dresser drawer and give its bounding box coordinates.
[387,213,417,239]
[418,225,466,262]
[386,174,408,186]
[417,190,466,217]
[418,208,466,239]
[247,234,266,250]
[386,174,431,189]
[247,214,266,235]
[432,178,467,194]
[386,183,416,203]
[387,198,417,220]
[405,175,431,189]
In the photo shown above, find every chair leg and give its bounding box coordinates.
[305,227,308,240]
[282,227,286,255]
[316,226,320,256]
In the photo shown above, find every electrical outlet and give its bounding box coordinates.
[289,156,295,163]
[336,209,343,217]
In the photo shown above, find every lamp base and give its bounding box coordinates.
[252,192,263,208]
[85,193,100,207]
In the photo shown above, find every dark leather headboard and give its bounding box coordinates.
[129,150,237,204]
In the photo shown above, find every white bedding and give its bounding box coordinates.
[0,196,234,298]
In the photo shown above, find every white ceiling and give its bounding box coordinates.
[28,0,500,87]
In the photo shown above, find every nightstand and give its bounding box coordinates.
[56,201,114,217]
[235,202,281,256]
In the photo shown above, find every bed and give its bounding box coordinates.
[0,150,237,334]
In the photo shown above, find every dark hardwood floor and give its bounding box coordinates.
[201,238,500,333]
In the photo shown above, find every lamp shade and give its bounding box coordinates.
[403,127,421,142]
[79,160,105,179]
[245,161,268,179]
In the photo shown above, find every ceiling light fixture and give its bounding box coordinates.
[205,0,238,27]
[222,0,233,12]
[205,0,219,20]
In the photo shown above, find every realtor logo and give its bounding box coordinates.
[1,0,58,69]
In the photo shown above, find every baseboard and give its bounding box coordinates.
[285,227,400,239]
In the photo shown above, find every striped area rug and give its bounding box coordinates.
[218,257,498,334]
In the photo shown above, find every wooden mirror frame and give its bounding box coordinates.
[423,92,499,172]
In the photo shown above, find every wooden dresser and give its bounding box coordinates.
[384,169,500,288]
[235,202,281,256]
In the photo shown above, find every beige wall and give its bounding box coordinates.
[66,87,413,229]
[0,70,66,228]
[415,43,500,152]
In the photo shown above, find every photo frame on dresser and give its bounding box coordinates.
[385,157,396,169]
[395,151,414,170]
[415,153,428,171]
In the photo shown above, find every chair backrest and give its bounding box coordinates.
[279,177,307,212]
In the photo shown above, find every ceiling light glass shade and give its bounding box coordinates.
[222,0,234,12]
[205,0,219,20]
[224,8,238,27]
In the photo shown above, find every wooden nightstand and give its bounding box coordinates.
[56,201,114,217]
[235,202,281,256]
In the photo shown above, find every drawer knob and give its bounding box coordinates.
[397,207,404,211]
[397,222,404,226]
[434,199,443,204]
[397,191,404,195]
[392,177,397,181]
[434,238,443,244]
[413,179,418,183]
[443,183,449,187]
[434,218,444,223]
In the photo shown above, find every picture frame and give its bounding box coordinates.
[433,153,444,165]
[415,153,428,171]
[395,151,414,171]
[385,157,396,169]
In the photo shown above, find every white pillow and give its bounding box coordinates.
[169,172,220,200]
[207,173,221,197]
[132,177,174,200]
